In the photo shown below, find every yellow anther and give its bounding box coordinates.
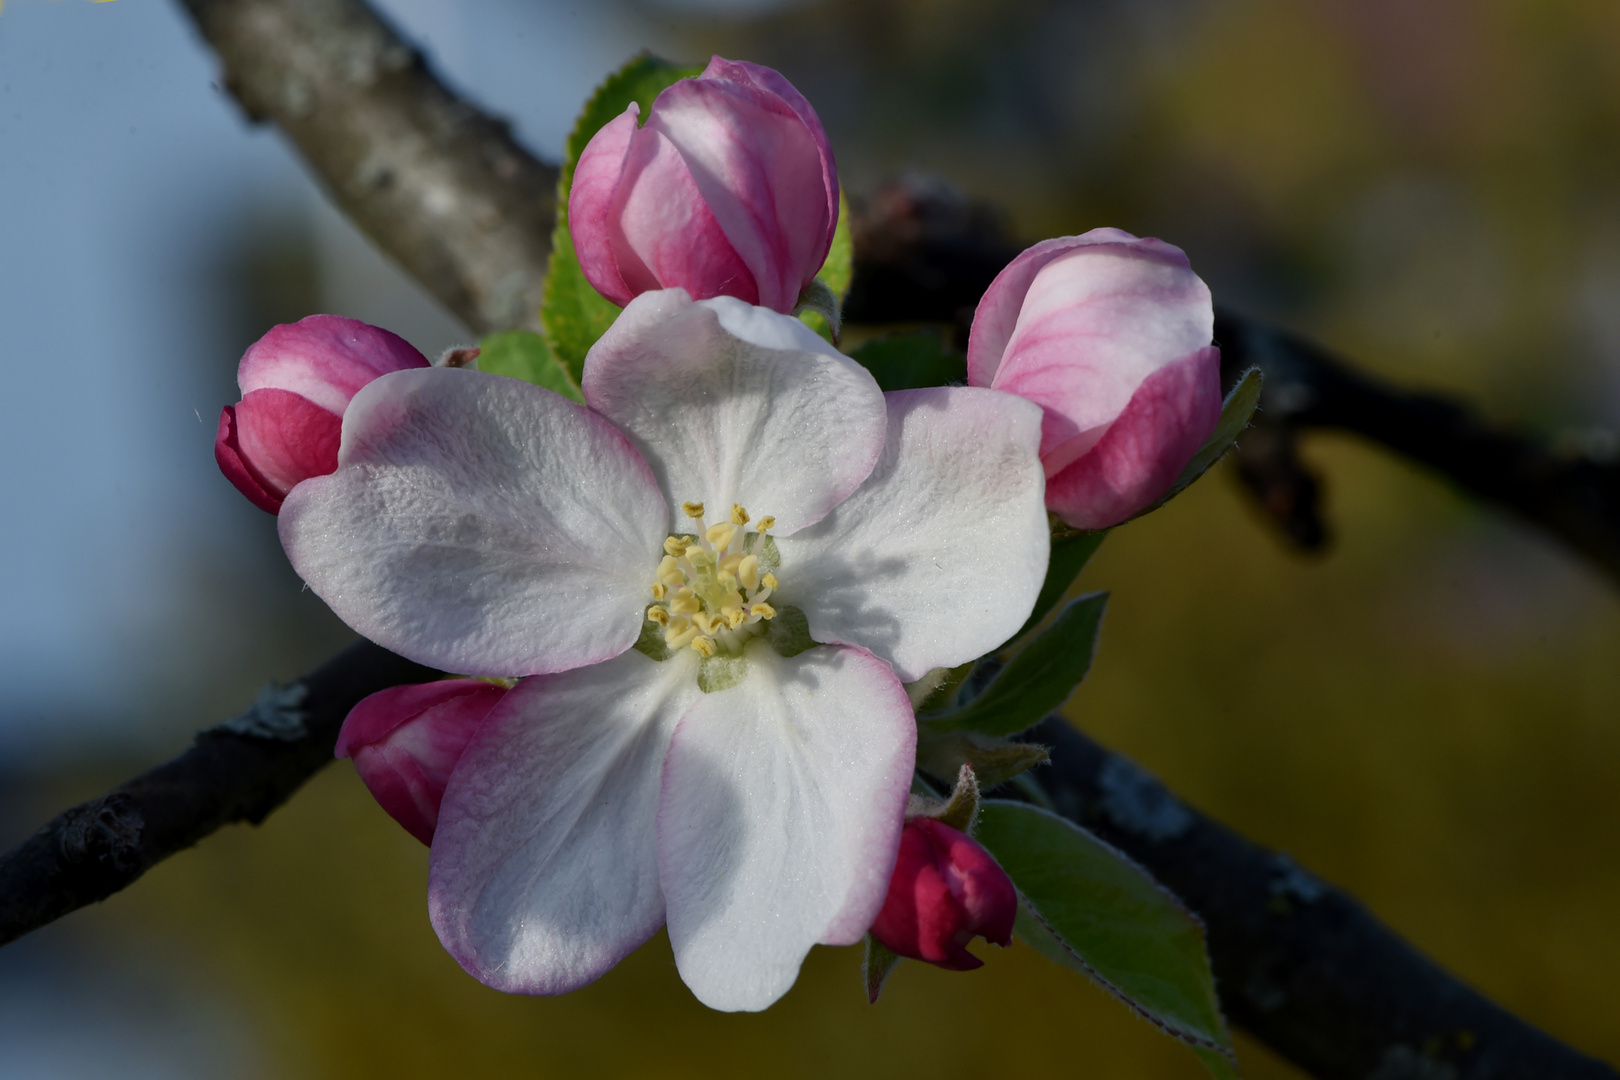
[666,623,699,649]
[664,535,689,557]
[719,552,745,575]
[692,636,717,658]
[731,504,750,525]
[706,522,737,551]
[682,501,705,520]
[727,609,747,629]
[686,547,714,570]
[691,611,716,635]
[738,555,761,592]
[750,601,777,621]
[646,605,670,625]
[651,582,668,601]
[658,554,678,575]
[762,572,779,591]
[671,599,700,618]
[756,516,775,533]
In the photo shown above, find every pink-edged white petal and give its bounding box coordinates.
[238,314,429,413]
[775,387,1049,681]
[658,643,914,1012]
[1045,345,1222,528]
[582,290,886,535]
[430,649,701,995]
[569,105,642,307]
[279,367,667,677]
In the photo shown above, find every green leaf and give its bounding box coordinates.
[976,800,1236,1069]
[543,54,704,382]
[476,329,583,402]
[1012,528,1107,643]
[850,331,967,391]
[862,935,903,1004]
[925,593,1108,738]
[1131,366,1262,520]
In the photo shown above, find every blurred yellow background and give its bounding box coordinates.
[7,0,1620,1077]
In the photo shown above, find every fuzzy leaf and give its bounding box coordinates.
[927,593,1107,738]
[1012,528,1107,643]
[976,800,1236,1070]
[850,330,967,391]
[799,193,853,343]
[1131,366,1262,519]
[476,330,584,402]
[543,54,704,382]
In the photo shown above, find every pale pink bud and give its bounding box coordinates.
[869,817,1017,971]
[569,56,839,314]
[967,230,1222,530]
[215,315,429,513]
[335,679,508,846]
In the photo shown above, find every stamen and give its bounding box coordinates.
[682,501,706,520]
[750,601,777,620]
[651,582,668,601]
[731,504,750,526]
[738,555,761,592]
[756,516,775,533]
[666,623,699,649]
[762,572,779,591]
[692,636,717,658]
[664,536,688,557]
[647,605,670,625]
[706,523,737,552]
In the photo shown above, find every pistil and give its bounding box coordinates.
[647,502,778,657]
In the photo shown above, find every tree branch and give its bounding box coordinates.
[1026,717,1618,1080]
[0,1,1592,1076]
[0,640,436,948]
[175,0,558,335]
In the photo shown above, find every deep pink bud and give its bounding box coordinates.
[966,229,1223,530]
[214,315,429,512]
[569,56,839,314]
[869,817,1017,971]
[335,679,508,846]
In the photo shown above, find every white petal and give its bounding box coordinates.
[658,643,915,1012]
[581,289,886,536]
[776,387,1049,681]
[428,649,701,994]
[279,368,668,677]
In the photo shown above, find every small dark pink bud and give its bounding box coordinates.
[215,315,429,512]
[335,679,508,846]
[868,817,1017,971]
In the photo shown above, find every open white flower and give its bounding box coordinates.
[279,289,1049,1011]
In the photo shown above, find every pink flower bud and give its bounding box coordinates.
[215,315,429,513]
[869,817,1017,971]
[335,679,508,846]
[569,56,839,314]
[966,229,1223,530]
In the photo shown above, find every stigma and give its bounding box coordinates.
[646,502,779,657]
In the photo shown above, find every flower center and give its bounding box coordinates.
[646,501,779,659]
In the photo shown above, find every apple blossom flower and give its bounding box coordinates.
[278,288,1048,1011]
[869,816,1017,970]
[569,57,839,313]
[215,315,430,513]
[336,679,509,846]
[966,229,1222,530]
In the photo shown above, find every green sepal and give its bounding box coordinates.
[925,593,1107,738]
[976,800,1237,1071]
[918,762,981,833]
[1011,527,1107,643]
[850,330,967,391]
[631,618,671,662]
[543,53,704,381]
[903,660,975,714]
[476,329,584,402]
[743,532,781,571]
[697,654,748,693]
[1130,366,1262,520]
[862,935,903,1004]
[765,605,815,658]
[915,729,1050,788]
[794,277,842,343]
[799,193,853,343]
